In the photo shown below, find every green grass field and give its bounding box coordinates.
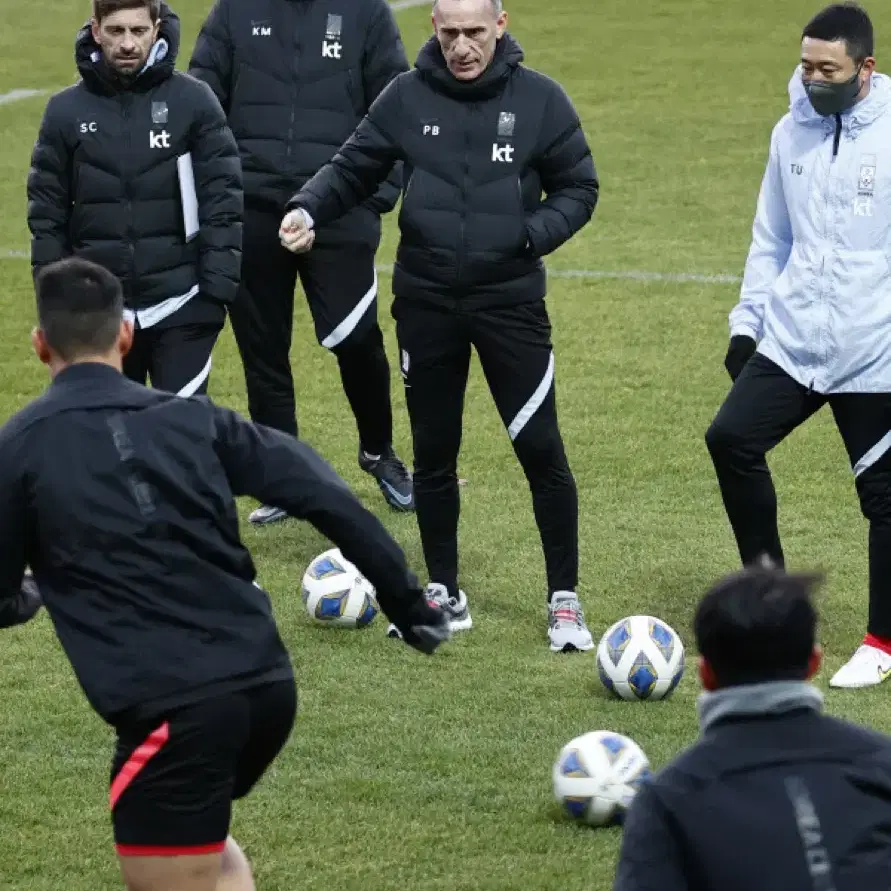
[1,1,889,888]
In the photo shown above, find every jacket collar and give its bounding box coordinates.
[697,681,824,734]
[414,33,524,101]
[76,1,180,95]
[50,362,124,387]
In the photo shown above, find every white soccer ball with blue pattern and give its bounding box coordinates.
[552,731,651,826]
[596,615,685,701]
[301,547,379,628]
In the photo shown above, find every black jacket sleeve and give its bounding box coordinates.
[286,78,403,226]
[612,783,689,891]
[525,82,599,258]
[188,0,233,112]
[211,406,425,622]
[26,95,72,280]
[360,0,410,216]
[190,79,243,304]
[0,438,40,630]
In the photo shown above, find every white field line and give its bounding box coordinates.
[0,88,52,106]
[0,249,740,284]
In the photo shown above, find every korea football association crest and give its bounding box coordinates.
[151,101,168,125]
[322,13,342,58]
[855,153,876,217]
[492,111,515,164]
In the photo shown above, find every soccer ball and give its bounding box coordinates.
[552,731,651,826]
[301,548,379,628]
[596,615,685,701]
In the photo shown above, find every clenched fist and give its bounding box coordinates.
[279,209,315,254]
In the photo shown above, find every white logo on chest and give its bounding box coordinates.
[149,130,170,149]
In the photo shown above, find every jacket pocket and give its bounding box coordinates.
[516,175,533,254]
[402,167,415,204]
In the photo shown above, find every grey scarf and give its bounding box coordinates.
[697,681,824,733]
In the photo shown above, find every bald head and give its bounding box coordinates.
[433,0,502,15]
[432,0,507,81]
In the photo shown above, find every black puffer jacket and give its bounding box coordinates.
[287,34,599,308]
[614,684,891,891]
[188,0,409,246]
[27,3,243,310]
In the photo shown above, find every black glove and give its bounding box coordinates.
[724,335,756,381]
[385,594,451,655]
[16,573,43,625]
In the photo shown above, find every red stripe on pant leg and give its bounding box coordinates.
[116,841,226,857]
[109,721,170,810]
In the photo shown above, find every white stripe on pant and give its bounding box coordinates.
[508,351,555,441]
[321,271,379,349]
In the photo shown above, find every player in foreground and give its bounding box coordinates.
[705,2,891,687]
[0,257,449,891]
[614,563,891,890]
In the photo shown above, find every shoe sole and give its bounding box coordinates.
[829,677,886,689]
[549,630,595,653]
[387,614,472,638]
[249,512,289,526]
[550,640,595,653]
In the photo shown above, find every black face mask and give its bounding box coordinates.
[803,66,864,116]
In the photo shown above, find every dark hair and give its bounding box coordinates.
[93,0,161,23]
[802,3,874,63]
[694,565,822,687]
[35,258,124,361]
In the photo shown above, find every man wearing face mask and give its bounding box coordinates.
[279,0,599,652]
[705,2,891,688]
[27,0,242,398]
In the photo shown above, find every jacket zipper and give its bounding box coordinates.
[288,6,303,167]
[456,105,473,290]
[831,112,842,160]
[814,113,844,387]
[122,92,138,322]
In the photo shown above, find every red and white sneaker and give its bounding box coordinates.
[830,642,891,689]
[548,592,594,653]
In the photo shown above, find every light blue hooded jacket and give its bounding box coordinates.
[730,70,891,394]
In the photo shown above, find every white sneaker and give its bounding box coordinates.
[548,592,594,653]
[387,582,472,638]
[248,504,288,526]
[829,644,891,689]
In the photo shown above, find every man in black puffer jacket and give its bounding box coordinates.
[614,564,891,891]
[189,0,414,524]
[27,0,242,398]
[281,0,599,651]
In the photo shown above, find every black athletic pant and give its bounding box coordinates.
[706,352,891,638]
[123,311,223,397]
[394,298,578,600]
[229,208,393,454]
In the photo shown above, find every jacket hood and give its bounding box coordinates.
[76,1,180,94]
[788,65,891,130]
[415,33,524,100]
[697,681,823,734]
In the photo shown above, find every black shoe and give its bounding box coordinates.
[359,446,415,512]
